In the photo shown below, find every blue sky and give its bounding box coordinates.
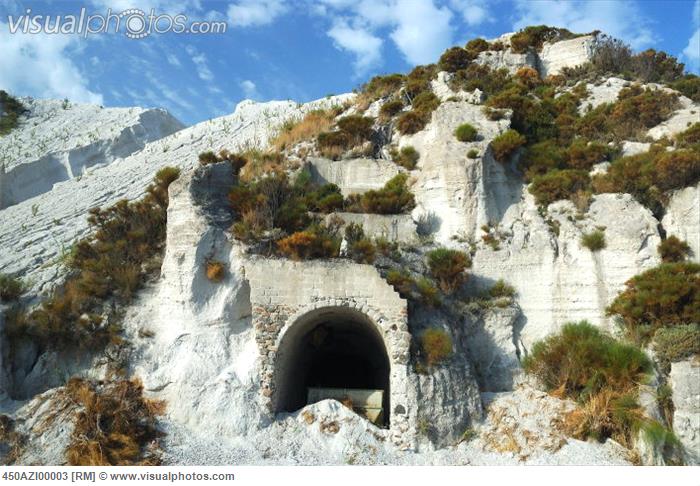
[1,0,699,126]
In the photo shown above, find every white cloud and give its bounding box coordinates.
[683,29,700,64]
[512,0,656,50]
[0,24,103,104]
[239,79,260,99]
[318,0,457,73]
[450,0,490,26]
[327,20,383,75]
[144,71,194,111]
[185,45,213,81]
[166,53,182,67]
[390,0,454,65]
[227,0,287,27]
[682,0,699,72]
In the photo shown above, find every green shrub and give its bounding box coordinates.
[198,151,218,165]
[515,66,542,89]
[316,116,374,159]
[336,115,374,140]
[304,181,344,213]
[315,192,344,213]
[577,86,679,142]
[510,26,579,53]
[386,269,415,297]
[593,147,698,215]
[351,173,415,214]
[489,279,516,298]
[610,85,679,140]
[654,149,700,192]
[589,36,684,85]
[529,169,590,207]
[412,91,440,115]
[217,150,248,172]
[375,236,399,258]
[0,274,24,302]
[658,236,692,263]
[566,139,613,170]
[379,99,404,119]
[491,129,526,162]
[197,150,248,171]
[0,91,27,135]
[391,146,419,170]
[416,278,440,307]
[575,103,613,141]
[317,131,351,158]
[361,73,405,101]
[607,262,700,343]
[405,64,437,98]
[451,64,512,97]
[420,328,453,366]
[591,151,657,209]
[467,149,479,159]
[465,38,490,56]
[675,122,700,149]
[396,111,428,135]
[653,324,700,369]
[581,230,606,252]
[670,75,700,102]
[426,248,471,294]
[523,321,652,401]
[276,226,340,261]
[438,47,472,72]
[343,222,365,244]
[349,238,376,264]
[520,140,567,180]
[630,49,685,84]
[482,107,508,121]
[229,171,343,243]
[590,35,632,76]
[454,123,478,142]
[7,168,180,349]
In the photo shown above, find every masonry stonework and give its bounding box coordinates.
[244,257,416,447]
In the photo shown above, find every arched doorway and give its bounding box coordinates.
[273,306,391,427]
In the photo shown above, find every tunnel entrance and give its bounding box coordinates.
[274,307,391,427]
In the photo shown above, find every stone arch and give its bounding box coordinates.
[271,300,404,427]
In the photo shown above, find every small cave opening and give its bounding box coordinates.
[274,308,391,427]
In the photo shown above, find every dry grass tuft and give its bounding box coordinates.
[0,415,25,465]
[271,109,338,152]
[301,410,316,424]
[420,328,453,367]
[572,390,645,449]
[205,260,226,283]
[238,150,286,183]
[65,378,165,466]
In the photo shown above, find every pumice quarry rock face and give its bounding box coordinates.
[0,98,185,209]
[0,29,698,466]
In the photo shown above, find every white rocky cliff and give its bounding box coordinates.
[0,30,698,466]
[0,98,185,209]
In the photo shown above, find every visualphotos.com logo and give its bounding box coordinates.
[5,8,227,39]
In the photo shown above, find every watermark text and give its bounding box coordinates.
[5,8,227,39]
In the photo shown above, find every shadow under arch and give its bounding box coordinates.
[272,305,391,427]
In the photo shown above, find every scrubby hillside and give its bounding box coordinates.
[0,26,698,466]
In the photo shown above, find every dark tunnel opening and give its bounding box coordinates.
[274,308,391,427]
